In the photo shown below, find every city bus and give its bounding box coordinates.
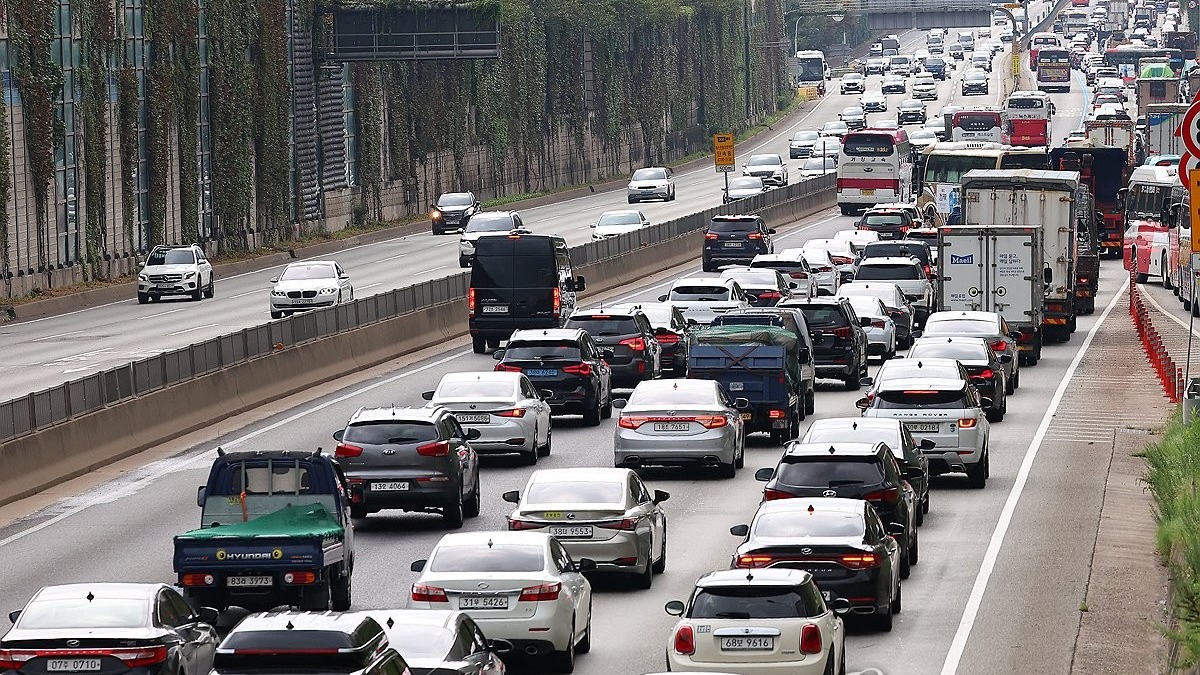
[836,128,914,215]
[1105,46,1184,83]
[951,108,1005,143]
[1035,48,1072,93]
[917,142,1049,221]
[1029,32,1060,69]
[1169,189,1197,313]
[1123,164,1182,283]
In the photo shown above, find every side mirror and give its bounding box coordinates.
[730,524,750,537]
[744,293,759,304]
[590,223,597,228]
[8,610,20,624]
[920,438,937,450]
[332,429,345,442]
[486,639,514,655]
[421,391,435,400]
[197,607,220,625]
[658,294,669,302]
[767,228,777,235]
[574,276,586,292]
[754,467,775,482]
[269,276,279,284]
[340,273,350,280]
[734,397,751,410]
[796,347,810,363]
[465,428,482,440]
[502,490,521,504]
[886,522,907,537]
[789,282,799,289]
[664,600,686,616]
[613,398,628,409]
[196,486,206,508]
[577,558,598,572]
[653,489,671,504]
[911,329,923,338]
[999,353,1013,364]
[410,560,427,572]
[860,316,873,327]
[856,397,871,410]
[859,376,875,386]
[687,318,699,326]
[492,349,506,360]
[540,389,555,400]
[829,597,853,615]
[903,466,924,481]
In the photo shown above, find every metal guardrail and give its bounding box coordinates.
[0,174,835,443]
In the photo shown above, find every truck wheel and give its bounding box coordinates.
[1068,315,1077,333]
[300,582,331,611]
[331,571,352,611]
[1163,255,1174,290]
[350,505,368,519]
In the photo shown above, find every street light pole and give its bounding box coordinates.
[794,16,802,56]
[745,0,753,120]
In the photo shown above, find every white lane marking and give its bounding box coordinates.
[0,348,471,549]
[166,323,220,336]
[415,266,446,275]
[229,289,266,299]
[144,308,187,319]
[31,330,83,342]
[377,253,407,262]
[1141,282,1200,339]
[357,283,383,291]
[62,365,101,374]
[435,241,456,247]
[938,276,1128,675]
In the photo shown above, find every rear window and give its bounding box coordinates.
[17,598,147,629]
[430,544,545,573]
[725,272,780,288]
[628,385,717,406]
[863,213,905,226]
[754,511,865,538]
[670,286,731,301]
[842,134,896,156]
[343,421,439,445]
[752,261,804,274]
[863,243,930,263]
[690,587,812,619]
[856,263,924,280]
[875,389,968,409]
[435,379,516,399]
[503,341,582,360]
[382,625,454,660]
[908,342,989,361]
[806,425,901,448]
[564,316,639,335]
[709,219,759,232]
[525,480,624,504]
[800,306,848,328]
[776,457,886,487]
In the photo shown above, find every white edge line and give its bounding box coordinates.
[166,323,220,337]
[1142,284,1200,339]
[938,274,1129,675]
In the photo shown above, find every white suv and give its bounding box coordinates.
[853,256,933,325]
[137,244,214,304]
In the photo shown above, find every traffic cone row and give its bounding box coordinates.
[1129,268,1182,403]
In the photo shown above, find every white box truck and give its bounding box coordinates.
[938,226,1046,365]
[960,169,1081,351]
[1145,103,1189,157]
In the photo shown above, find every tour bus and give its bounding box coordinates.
[1029,32,1060,69]
[1004,91,1053,146]
[951,108,1005,143]
[1123,164,1182,283]
[1036,47,1072,92]
[836,128,914,215]
[1169,188,1196,312]
[1105,46,1184,82]
[917,142,1049,221]
[794,50,830,88]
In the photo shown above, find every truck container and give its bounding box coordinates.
[1145,103,1189,157]
[1136,65,1181,120]
[1051,142,1132,258]
[1085,119,1137,166]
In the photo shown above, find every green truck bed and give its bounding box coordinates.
[176,503,343,540]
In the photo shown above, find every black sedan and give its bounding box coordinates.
[364,610,509,675]
[1,583,218,675]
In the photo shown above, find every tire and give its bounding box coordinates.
[137,293,149,304]
[986,406,1004,423]
[717,459,737,479]
[464,481,481,518]
[840,205,853,216]
[734,441,745,469]
[350,505,368,519]
[443,497,465,529]
[1005,371,1015,395]
[1136,272,1150,283]
[875,600,894,632]
[191,284,203,301]
[583,397,602,427]
[909,529,919,565]
[627,196,637,204]
[270,311,283,319]
[300,582,331,611]
[601,393,613,419]
[459,257,470,268]
[1163,254,1173,289]
[843,370,860,390]
[632,544,654,589]
[899,547,911,579]
[966,452,988,489]
[915,500,925,526]
[653,528,667,574]
[204,277,215,298]
[552,627,576,674]
[923,492,930,514]
[331,569,352,611]
[472,336,486,354]
[486,337,501,350]
[577,608,592,653]
[702,261,716,273]
[523,442,539,465]
[804,390,815,416]
[538,426,553,457]
[890,579,902,614]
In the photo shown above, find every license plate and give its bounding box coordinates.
[862,189,875,196]
[729,381,745,391]
[653,422,690,432]
[741,412,753,420]
[906,423,940,432]
[294,298,314,304]
[481,305,508,314]
[372,481,410,491]
[549,525,594,538]
[155,283,175,289]
[525,368,558,377]
[47,660,102,672]
[720,636,775,651]
[228,576,273,588]
[455,413,490,424]
[723,241,742,248]
[459,594,510,610]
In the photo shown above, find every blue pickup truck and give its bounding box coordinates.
[687,324,807,444]
[174,449,356,612]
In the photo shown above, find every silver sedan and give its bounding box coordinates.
[613,379,746,477]
[845,296,897,359]
[423,371,553,464]
[502,467,669,588]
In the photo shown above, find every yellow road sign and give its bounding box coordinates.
[714,133,735,173]
[1012,50,1020,78]
[1190,169,1200,253]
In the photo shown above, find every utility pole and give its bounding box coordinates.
[745,0,753,120]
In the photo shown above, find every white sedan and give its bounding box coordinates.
[410,531,594,672]
[783,248,838,296]
[845,295,897,359]
[269,260,353,319]
[423,371,553,464]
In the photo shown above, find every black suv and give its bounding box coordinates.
[494,328,613,425]
[430,191,480,234]
[702,215,775,272]
[332,406,482,527]
[564,309,663,387]
[468,233,585,353]
[214,612,410,675]
[858,207,915,240]
[754,441,919,579]
[780,297,870,390]
[606,302,691,376]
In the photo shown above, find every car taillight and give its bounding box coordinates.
[790,271,809,279]
[923,264,932,277]
[697,415,728,429]
[840,553,881,569]
[519,582,561,602]
[552,287,561,318]
[747,232,763,239]
[335,443,363,458]
[563,363,593,376]
[735,554,776,568]
[762,488,793,501]
[655,332,680,345]
[494,408,526,417]
[971,369,995,380]
[508,517,544,530]
[416,441,451,457]
[800,624,823,655]
[3,647,170,670]
[870,319,887,328]
[674,625,696,655]
[813,265,834,273]
[597,517,639,530]
[831,256,853,265]
[494,363,522,372]
[836,177,846,190]
[705,232,719,240]
[756,291,782,300]
[990,339,1008,352]
[620,337,646,351]
[468,288,476,316]
[181,573,216,586]
[768,409,787,419]
[831,326,852,338]
[958,418,977,429]
[618,415,644,429]
[864,487,900,503]
[412,584,449,602]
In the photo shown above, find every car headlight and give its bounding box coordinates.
[319,287,339,295]
[431,208,442,219]
[271,290,287,297]
[184,271,196,278]
[138,273,147,281]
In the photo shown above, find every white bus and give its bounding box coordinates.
[794,50,830,86]
[836,128,915,215]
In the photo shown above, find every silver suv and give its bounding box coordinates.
[853,256,934,325]
[137,244,214,304]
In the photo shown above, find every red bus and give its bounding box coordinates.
[1036,48,1071,93]
[1029,32,1060,69]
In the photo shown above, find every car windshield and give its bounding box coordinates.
[597,212,642,227]
[343,421,439,445]
[17,598,147,629]
[381,625,455,660]
[564,316,639,335]
[632,168,667,181]
[776,457,886,487]
[800,306,848,328]
[435,379,517,399]
[724,272,779,287]
[909,341,989,361]
[793,131,820,142]
[747,156,781,166]
[464,215,513,233]
[857,263,924,280]
[729,177,763,190]
[670,286,731,301]
[146,248,195,266]
[754,511,865,538]
[875,389,968,409]
[503,342,582,360]
[924,319,996,336]
[801,158,835,171]
[437,193,473,207]
[280,263,336,281]
[525,480,625,505]
[628,385,717,406]
[429,544,546,573]
[690,587,812,619]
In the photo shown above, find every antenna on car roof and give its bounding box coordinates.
[216,446,225,456]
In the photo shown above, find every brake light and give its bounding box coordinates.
[971,369,995,380]
[813,265,834,273]
[923,264,932,277]
[989,339,1008,352]
[735,554,776,568]
[757,291,782,300]
[0,650,35,669]
[282,571,317,584]
[181,573,216,586]
[840,553,881,569]
[800,624,823,655]
[597,517,639,530]
[747,232,763,239]
[656,332,680,345]
[831,256,853,265]
[563,363,593,376]
[412,584,449,602]
[790,271,809,279]
[870,319,887,328]
[958,418,977,429]
[552,287,561,318]
[508,517,544,530]
[620,337,646,351]
[493,408,526,418]
[519,582,562,602]
[618,416,643,429]
[495,363,522,372]
[468,288,476,316]
[836,177,846,190]
[335,443,363,458]
[416,441,451,457]
[831,326,852,338]
[620,415,726,429]
[762,488,793,501]
[769,409,787,419]
[674,625,696,655]
[864,487,900,503]
[705,232,719,240]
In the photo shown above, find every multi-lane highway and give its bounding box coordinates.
[0,37,1138,674]
[0,26,1030,402]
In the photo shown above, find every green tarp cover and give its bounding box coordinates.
[1140,64,1176,78]
[689,325,803,387]
[177,503,343,540]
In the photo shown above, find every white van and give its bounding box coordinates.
[957,31,975,51]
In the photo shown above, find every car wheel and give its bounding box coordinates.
[628,197,637,204]
[204,277,215,298]
[890,579,902,614]
[523,441,539,466]
[986,407,1004,423]
[915,500,925,526]
[899,546,911,579]
[577,606,593,654]
[843,370,860,391]
[805,389,815,415]
[137,293,149,304]
[717,458,737,479]
[1006,371,1016,395]
[464,480,481,518]
[583,397,602,427]
[653,528,667,574]
[632,542,654,589]
[443,497,465,529]
[967,452,988,489]
[270,311,283,320]
[735,441,745,469]
[472,336,487,354]
[875,599,894,632]
[551,620,576,673]
[459,256,470,268]
[350,505,368,519]
[538,425,553,457]
[909,529,919,565]
[191,284,203,301]
[702,261,716,273]
[601,392,613,419]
